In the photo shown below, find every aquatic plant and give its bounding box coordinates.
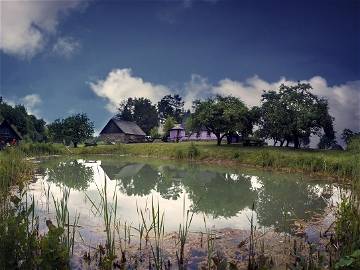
[176,196,194,269]
[85,175,118,268]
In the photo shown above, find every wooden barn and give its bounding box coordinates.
[0,120,22,144]
[99,117,146,143]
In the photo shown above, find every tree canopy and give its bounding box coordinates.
[157,94,184,124]
[48,113,94,147]
[0,97,47,142]
[191,95,251,145]
[117,97,159,134]
[257,83,335,148]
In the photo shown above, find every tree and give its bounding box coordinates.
[47,113,94,147]
[162,116,176,138]
[192,96,250,146]
[157,94,184,124]
[0,98,47,142]
[117,97,159,134]
[258,83,335,149]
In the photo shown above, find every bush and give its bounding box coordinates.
[187,143,200,159]
[347,136,360,152]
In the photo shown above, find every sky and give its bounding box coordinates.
[0,0,359,139]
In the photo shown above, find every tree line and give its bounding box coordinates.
[1,82,359,149]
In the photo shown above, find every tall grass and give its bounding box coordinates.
[85,175,118,268]
[176,196,194,269]
[52,187,79,256]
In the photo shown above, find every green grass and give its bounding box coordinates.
[12,141,359,181]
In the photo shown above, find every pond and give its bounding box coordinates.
[29,155,339,250]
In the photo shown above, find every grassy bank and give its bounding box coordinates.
[18,141,359,181]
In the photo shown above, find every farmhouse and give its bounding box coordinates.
[100,117,146,143]
[0,120,22,144]
[169,124,217,142]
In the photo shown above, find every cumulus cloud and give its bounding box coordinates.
[89,69,170,113]
[0,0,85,58]
[52,36,81,58]
[20,94,42,116]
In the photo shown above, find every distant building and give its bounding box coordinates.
[169,124,217,142]
[99,117,146,143]
[0,120,22,144]
[169,124,186,142]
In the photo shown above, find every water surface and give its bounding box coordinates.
[30,156,339,245]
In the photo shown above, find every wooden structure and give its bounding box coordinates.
[0,120,22,144]
[99,118,146,143]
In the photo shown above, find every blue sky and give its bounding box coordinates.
[1,0,359,135]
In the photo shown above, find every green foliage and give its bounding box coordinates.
[335,196,360,257]
[48,113,94,147]
[18,142,65,156]
[192,95,250,145]
[0,97,47,142]
[336,250,360,269]
[187,142,200,159]
[163,116,176,137]
[118,97,159,134]
[150,126,161,139]
[38,226,69,270]
[157,94,184,124]
[0,194,38,269]
[347,135,360,152]
[258,83,335,148]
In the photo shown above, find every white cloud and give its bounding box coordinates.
[89,68,170,113]
[52,36,81,58]
[0,0,85,58]
[20,94,42,116]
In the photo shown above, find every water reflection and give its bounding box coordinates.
[37,157,337,233]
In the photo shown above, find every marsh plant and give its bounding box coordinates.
[203,215,216,270]
[176,196,194,269]
[52,187,80,256]
[86,175,118,268]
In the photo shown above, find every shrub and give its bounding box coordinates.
[187,143,200,159]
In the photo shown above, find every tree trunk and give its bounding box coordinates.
[286,140,290,147]
[293,136,300,149]
[74,142,78,148]
[227,135,232,144]
[273,139,277,146]
[280,139,285,147]
[217,136,222,146]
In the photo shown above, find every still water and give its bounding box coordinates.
[29,156,339,245]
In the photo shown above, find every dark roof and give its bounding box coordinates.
[109,118,146,136]
[0,120,23,139]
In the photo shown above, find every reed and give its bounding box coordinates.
[85,175,118,267]
[150,198,165,270]
[176,196,194,269]
[203,215,216,270]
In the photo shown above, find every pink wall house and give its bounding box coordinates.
[169,124,217,142]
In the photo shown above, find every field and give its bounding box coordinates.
[17,141,360,181]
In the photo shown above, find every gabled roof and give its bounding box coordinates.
[102,118,146,136]
[0,120,23,139]
[170,124,184,130]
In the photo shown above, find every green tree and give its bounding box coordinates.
[192,96,250,146]
[259,83,335,148]
[117,97,159,134]
[157,94,184,124]
[162,116,176,138]
[0,98,47,142]
[47,114,94,147]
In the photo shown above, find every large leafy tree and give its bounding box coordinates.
[258,83,335,149]
[0,97,47,141]
[48,113,94,147]
[117,97,159,134]
[157,94,184,124]
[192,95,250,145]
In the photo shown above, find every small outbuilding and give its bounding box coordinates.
[169,124,186,142]
[0,120,22,144]
[99,117,146,143]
